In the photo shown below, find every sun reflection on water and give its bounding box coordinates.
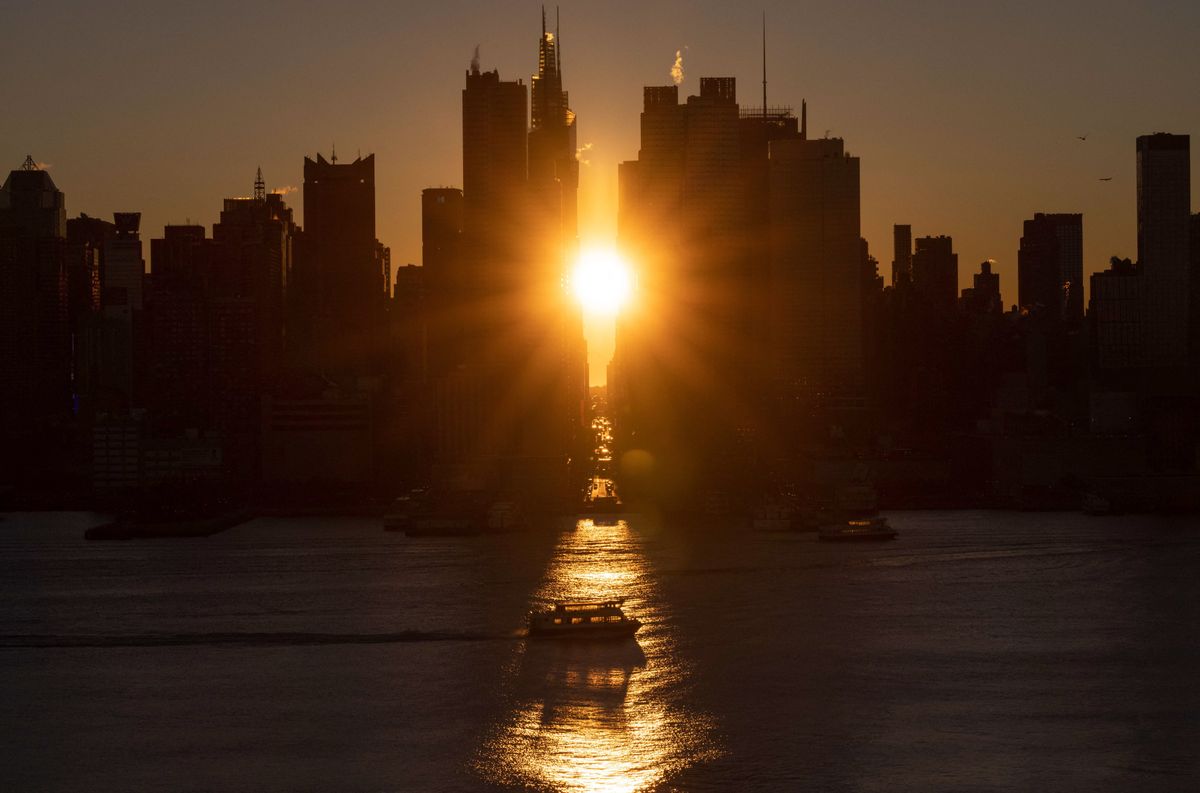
[476,519,718,791]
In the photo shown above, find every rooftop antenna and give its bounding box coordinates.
[331,143,338,164]
[801,99,807,140]
[542,4,546,37]
[21,155,37,171]
[762,11,767,120]
[254,166,265,200]
[556,6,561,68]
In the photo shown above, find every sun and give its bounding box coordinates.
[571,247,633,316]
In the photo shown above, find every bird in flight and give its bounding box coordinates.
[1099,177,1113,181]
[1077,135,1088,141]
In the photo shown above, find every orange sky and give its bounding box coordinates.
[3,1,1198,384]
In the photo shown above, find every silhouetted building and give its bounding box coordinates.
[1191,212,1200,369]
[419,28,584,502]
[1018,212,1083,324]
[963,260,1002,315]
[769,136,863,397]
[146,224,217,424]
[463,62,528,260]
[212,171,295,384]
[528,11,578,240]
[0,158,70,426]
[912,235,958,314]
[1137,133,1191,368]
[292,152,386,376]
[892,224,912,287]
[1089,258,1143,372]
[78,213,144,410]
[615,78,758,499]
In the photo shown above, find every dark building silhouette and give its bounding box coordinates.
[463,62,528,260]
[963,260,1002,315]
[528,10,578,240]
[1191,212,1200,369]
[64,215,107,322]
[291,152,388,376]
[72,213,143,412]
[892,224,912,287]
[419,21,586,502]
[1089,257,1142,373]
[1017,212,1083,324]
[212,171,295,385]
[614,70,867,506]
[614,78,754,500]
[146,224,218,425]
[1137,133,1190,368]
[421,187,465,376]
[769,136,863,398]
[0,157,70,427]
[912,235,958,314]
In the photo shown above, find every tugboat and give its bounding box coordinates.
[528,598,642,639]
[818,516,898,542]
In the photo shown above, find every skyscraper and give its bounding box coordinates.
[528,10,578,240]
[912,235,959,315]
[462,61,527,265]
[614,78,750,500]
[292,152,385,376]
[963,260,1002,315]
[892,224,912,287]
[0,157,70,425]
[1017,212,1083,324]
[212,172,295,381]
[769,137,863,396]
[1137,133,1191,367]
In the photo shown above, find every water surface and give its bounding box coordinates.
[1,510,1197,791]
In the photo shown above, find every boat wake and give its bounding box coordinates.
[0,630,517,649]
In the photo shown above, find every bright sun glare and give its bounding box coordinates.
[571,247,633,316]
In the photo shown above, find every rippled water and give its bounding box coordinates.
[1,511,1198,791]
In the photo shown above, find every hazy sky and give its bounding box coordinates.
[3,0,1198,383]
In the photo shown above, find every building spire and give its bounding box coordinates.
[801,99,807,140]
[254,166,265,200]
[762,11,767,119]
[21,155,37,171]
[331,143,338,164]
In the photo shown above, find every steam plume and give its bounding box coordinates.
[470,45,480,73]
[670,49,684,85]
[575,142,593,166]
[272,185,298,196]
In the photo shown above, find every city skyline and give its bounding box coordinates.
[4,1,1199,383]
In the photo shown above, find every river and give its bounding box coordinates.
[1,510,1197,791]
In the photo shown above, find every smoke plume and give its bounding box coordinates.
[470,45,480,73]
[272,185,298,196]
[670,49,684,85]
[575,142,593,166]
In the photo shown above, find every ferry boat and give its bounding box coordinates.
[818,516,898,542]
[528,598,642,639]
